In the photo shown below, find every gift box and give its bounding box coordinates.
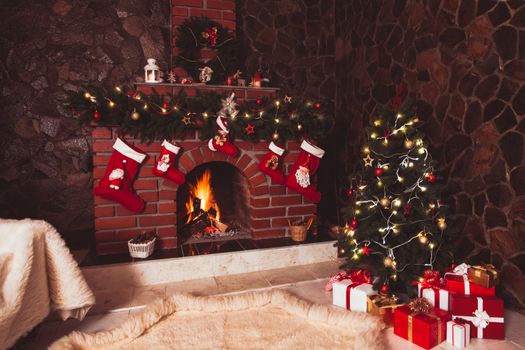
[446,319,471,348]
[445,263,495,296]
[418,283,451,311]
[332,279,376,312]
[367,294,404,327]
[467,264,499,288]
[394,299,452,349]
[449,294,504,339]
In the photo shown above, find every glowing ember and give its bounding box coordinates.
[185,169,220,224]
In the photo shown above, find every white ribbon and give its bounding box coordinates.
[453,297,504,338]
[445,263,471,294]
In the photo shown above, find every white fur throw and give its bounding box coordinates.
[51,290,385,350]
[0,219,95,349]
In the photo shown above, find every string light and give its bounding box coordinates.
[108,100,115,108]
[143,104,148,110]
[374,120,381,126]
[272,132,279,140]
[84,92,91,99]
[297,124,303,130]
[203,112,208,118]
[115,86,122,93]
[274,118,280,124]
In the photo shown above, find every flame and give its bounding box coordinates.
[185,169,220,223]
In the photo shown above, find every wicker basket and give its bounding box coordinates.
[128,237,156,258]
[288,217,315,242]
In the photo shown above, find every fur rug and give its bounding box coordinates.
[50,290,385,350]
[0,219,95,350]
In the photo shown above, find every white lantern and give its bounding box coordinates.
[144,58,161,83]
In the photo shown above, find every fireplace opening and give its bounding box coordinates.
[176,161,251,245]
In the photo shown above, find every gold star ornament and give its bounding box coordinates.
[284,95,292,103]
[363,154,374,167]
[182,115,192,126]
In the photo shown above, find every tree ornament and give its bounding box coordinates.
[380,283,390,295]
[182,115,192,126]
[315,102,321,109]
[361,245,370,256]
[404,139,414,149]
[427,173,436,183]
[374,167,383,176]
[347,188,354,197]
[380,196,390,208]
[363,154,374,167]
[351,218,358,228]
[93,111,101,120]
[384,257,393,267]
[167,70,177,84]
[245,124,255,135]
[131,110,140,120]
[201,26,218,46]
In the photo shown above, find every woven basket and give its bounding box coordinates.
[128,237,156,258]
[288,217,315,242]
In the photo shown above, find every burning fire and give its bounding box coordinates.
[185,169,220,223]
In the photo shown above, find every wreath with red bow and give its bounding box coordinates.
[174,16,236,85]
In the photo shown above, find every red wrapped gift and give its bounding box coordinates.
[449,294,504,339]
[394,298,452,349]
[445,263,495,296]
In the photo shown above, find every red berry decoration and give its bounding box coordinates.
[256,98,262,105]
[315,102,321,109]
[93,111,101,120]
[427,173,436,183]
[163,103,169,109]
[347,188,354,197]
[380,283,390,295]
[374,167,383,176]
[351,218,358,228]
[361,246,370,256]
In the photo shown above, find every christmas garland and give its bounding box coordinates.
[66,85,334,143]
[175,17,236,85]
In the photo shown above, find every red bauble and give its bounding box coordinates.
[347,188,354,197]
[361,246,370,256]
[93,111,101,120]
[380,283,390,295]
[351,218,358,228]
[256,98,262,105]
[194,118,204,127]
[374,168,383,176]
[427,174,436,183]
[162,103,169,109]
[315,102,321,109]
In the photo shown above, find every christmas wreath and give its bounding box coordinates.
[175,17,236,85]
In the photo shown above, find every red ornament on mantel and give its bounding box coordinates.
[256,98,262,105]
[315,102,321,109]
[93,111,101,120]
[374,167,383,176]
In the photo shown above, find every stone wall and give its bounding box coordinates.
[237,0,340,225]
[0,0,170,247]
[335,0,525,308]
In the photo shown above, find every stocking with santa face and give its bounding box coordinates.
[152,140,185,185]
[94,138,146,212]
[285,140,325,203]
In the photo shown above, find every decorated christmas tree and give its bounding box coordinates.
[338,100,455,295]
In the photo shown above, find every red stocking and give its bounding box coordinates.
[208,115,238,157]
[258,142,285,185]
[152,140,185,185]
[285,140,325,203]
[94,138,146,212]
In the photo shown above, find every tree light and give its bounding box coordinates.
[374,120,381,126]
[371,133,378,139]
[418,148,425,154]
[203,112,208,118]
[274,118,280,124]
[275,100,280,107]
[244,113,250,118]
[297,124,303,130]
[108,100,115,108]
[429,243,435,249]
[352,253,359,260]
[143,104,148,110]
[396,113,402,119]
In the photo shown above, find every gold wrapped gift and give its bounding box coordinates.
[367,294,405,327]
[467,264,499,288]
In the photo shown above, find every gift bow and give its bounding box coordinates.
[445,263,471,294]
[472,309,491,329]
[408,297,433,314]
[325,272,349,291]
[325,269,372,291]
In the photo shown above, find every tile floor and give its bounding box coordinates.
[15,260,525,350]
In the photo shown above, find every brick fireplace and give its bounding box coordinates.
[92,84,317,255]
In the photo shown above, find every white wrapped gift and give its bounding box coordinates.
[446,320,471,348]
[332,279,376,312]
[418,283,451,311]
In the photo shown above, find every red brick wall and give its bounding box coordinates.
[171,0,236,58]
[92,85,316,255]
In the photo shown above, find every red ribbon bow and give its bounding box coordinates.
[325,272,349,291]
[412,269,444,288]
[348,269,373,284]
